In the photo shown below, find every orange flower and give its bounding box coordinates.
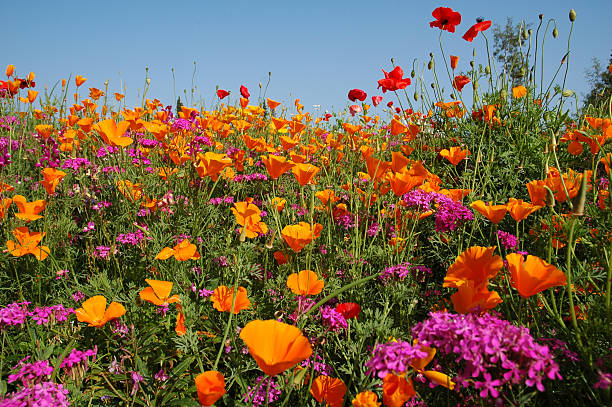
[195,371,226,406]
[310,375,347,407]
[240,319,312,376]
[12,195,46,222]
[39,168,66,195]
[75,75,87,87]
[450,282,502,313]
[291,162,320,186]
[315,189,340,207]
[440,146,470,165]
[287,270,324,296]
[470,200,507,224]
[444,246,502,289]
[155,239,200,261]
[5,64,15,77]
[116,179,143,201]
[75,295,126,328]
[175,311,186,336]
[267,98,281,110]
[526,180,547,206]
[352,390,381,407]
[0,198,12,220]
[506,198,542,222]
[390,119,408,136]
[270,197,286,212]
[409,343,456,389]
[364,154,390,181]
[450,55,459,70]
[388,171,423,197]
[114,92,125,101]
[281,222,323,253]
[512,85,527,98]
[139,279,181,306]
[274,250,288,265]
[231,199,268,238]
[506,253,567,298]
[94,119,133,147]
[6,226,50,261]
[195,152,232,181]
[382,374,415,407]
[211,286,250,314]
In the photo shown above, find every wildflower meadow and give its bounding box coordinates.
[1,5,611,406]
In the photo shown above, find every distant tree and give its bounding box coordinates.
[492,17,531,85]
[176,97,183,115]
[583,51,612,110]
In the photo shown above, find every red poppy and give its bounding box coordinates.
[387,101,393,107]
[335,302,361,319]
[216,89,229,99]
[240,85,250,99]
[452,75,470,92]
[348,89,367,102]
[372,96,383,106]
[377,66,411,93]
[462,20,492,42]
[429,7,462,33]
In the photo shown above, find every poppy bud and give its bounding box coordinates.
[539,13,543,20]
[430,83,435,89]
[569,9,576,22]
[500,89,508,99]
[427,61,433,70]
[553,27,558,38]
[414,91,419,101]
[522,29,528,40]
[484,65,491,74]
[543,111,552,122]
[562,89,574,97]
[450,94,456,100]
[390,58,395,64]
[146,78,151,85]
[473,80,479,90]
[410,69,415,78]
[429,52,434,58]
[470,61,475,68]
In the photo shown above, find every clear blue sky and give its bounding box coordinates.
[4,0,611,114]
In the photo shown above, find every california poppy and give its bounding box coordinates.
[274,250,288,265]
[506,198,542,222]
[506,253,567,298]
[270,197,286,212]
[310,375,347,407]
[6,226,50,261]
[352,390,381,407]
[75,75,87,87]
[155,239,200,261]
[261,155,294,179]
[512,85,527,99]
[440,146,470,165]
[378,66,411,93]
[388,170,423,196]
[94,119,133,147]
[409,343,456,389]
[450,282,502,313]
[462,20,491,41]
[266,98,281,110]
[240,319,312,376]
[12,195,46,222]
[287,270,324,296]
[75,295,126,328]
[231,199,268,238]
[336,302,361,319]
[5,64,15,77]
[291,163,320,186]
[281,222,323,253]
[429,7,462,33]
[0,198,12,220]
[470,200,507,224]
[195,371,226,406]
[444,246,502,289]
[452,75,470,92]
[450,55,459,70]
[348,89,367,102]
[139,279,181,306]
[382,373,415,407]
[195,152,232,181]
[175,311,186,336]
[211,286,250,314]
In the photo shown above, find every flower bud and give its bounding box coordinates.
[428,61,433,70]
[430,83,435,89]
[146,78,151,85]
[473,80,479,90]
[413,91,419,101]
[470,61,475,68]
[569,9,576,22]
[484,65,491,74]
[522,29,529,40]
[553,27,558,38]
[500,89,508,99]
[562,89,574,97]
[410,69,415,78]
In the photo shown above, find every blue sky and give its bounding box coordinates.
[4,0,611,114]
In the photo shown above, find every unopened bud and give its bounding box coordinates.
[146,78,151,85]
[410,69,415,78]
[522,30,528,40]
[569,9,576,22]
[258,82,262,88]
[543,111,552,121]
[414,91,419,101]
[553,27,558,38]
[429,52,434,58]
[450,94,456,100]
[485,65,491,74]
[470,61,475,68]
[428,61,433,70]
[390,57,395,64]
[500,89,508,99]
[430,83,435,89]
[539,14,543,20]
[562,89,574,97]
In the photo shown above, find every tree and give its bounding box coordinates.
[492,17,531,86]
[583,52,612,110]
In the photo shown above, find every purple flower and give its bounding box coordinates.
[0,381,70,406]
[320,306,347,332]
[497,230,518,250]
[8,359,53,386]
[0,302,30,328]
[130,371,144,396]
[60,347,97,370]
[365,340,428,379]
[594,370,612,390]
[242,375,281,406]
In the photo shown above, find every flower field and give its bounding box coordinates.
[1,6,611,407]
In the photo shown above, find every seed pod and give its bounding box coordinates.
[569,9,576,22]
[553,27,558,38]
[562,89,574,97]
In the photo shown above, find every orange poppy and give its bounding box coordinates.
[12,195,46,222]
[470,200,507,224]
[5,64,15,77]
[0,198,12,220]
[315,189,340,207]
[390,151,410,173]
[526,180,547,206]
[506,198,542,222]
[390,119,408,136]
[231,199,268,238]
[261,154,294,179]
[175,311,186,336]
[291,163,320,186]
[352,390,381,407]
[270,197,286,212]
[195,152,232,182]
[310,375,347,407]
[364,154,390,181]
[94,119,133,147]
[211,286,250,314]
[266,98,281,110]
[240,319,312,376]
[382,374,415,407]
[506,253,567,298]
[6,226,50,261]
[75,75,87,87]
[139,279,181,306]
[75,295,126,328]
[512,85,527,98]
[0,181,14,193]
[450,282,502,313]
[388,171,423,197]
[116,179,143,201]
[409,343,456,389]
[450,55,459,70]
[281,222,323,253]
[274,250,288,265]
[440,146,470,165]
[287,270,324,296]
[155,239,200,261]
[195,371,226,406]
[444,246,502,289]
